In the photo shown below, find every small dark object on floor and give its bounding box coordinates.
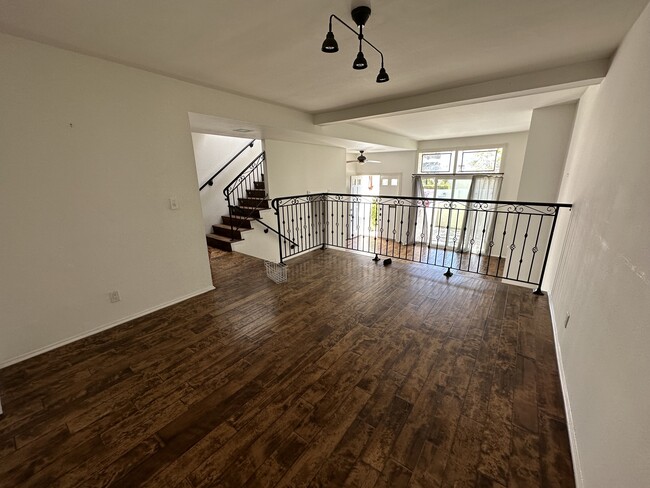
[383,258,392,266]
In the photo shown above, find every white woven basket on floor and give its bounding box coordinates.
[264,261,287,283]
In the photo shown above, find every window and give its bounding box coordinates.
[415,148,504,250]
[421,151,453,173]
[420,147,503,174]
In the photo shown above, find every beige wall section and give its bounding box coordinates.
[264,140,347,197]
[518,103,577,202]
[0,35,217,366]
[547,3,650,487]
[418,131,530,201]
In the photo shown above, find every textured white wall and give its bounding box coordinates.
[547,3,650,486]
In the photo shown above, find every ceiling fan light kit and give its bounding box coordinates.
[347,150,381,164]
[322,0,389,83]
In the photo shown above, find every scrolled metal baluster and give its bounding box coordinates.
[506,209,522,278]
[516,214,533,280]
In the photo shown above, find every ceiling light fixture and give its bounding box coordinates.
[321,0,389,83]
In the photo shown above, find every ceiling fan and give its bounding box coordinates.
[346,150,381,164]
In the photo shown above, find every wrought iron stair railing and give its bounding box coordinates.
[228,204,298,249]
[223,151,267,237]
[199,139,255,191]
[271,193,572,294]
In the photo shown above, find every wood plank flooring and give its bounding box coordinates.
[0,248,575,487]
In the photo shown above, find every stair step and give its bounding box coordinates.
[247,189,266,198]
[222,215,255,228]
[254,181,265,190]
[212,224,251,239]
[230,206,265,218]
[206,233,242,252]
[238,198,269,208]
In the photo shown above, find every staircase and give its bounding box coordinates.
[206,176,269,251]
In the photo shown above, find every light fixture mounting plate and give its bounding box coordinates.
[351,6,371,27]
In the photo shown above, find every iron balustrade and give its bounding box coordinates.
[271,193,572,293]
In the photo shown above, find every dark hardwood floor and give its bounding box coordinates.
[0,247,575,487]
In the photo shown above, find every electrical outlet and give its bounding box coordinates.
[169,198,179,210]
[109,290,121,303]
[564,313,571,328]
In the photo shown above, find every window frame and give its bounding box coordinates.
[418,144,506,175]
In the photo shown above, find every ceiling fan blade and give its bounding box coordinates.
[365,159,382,164]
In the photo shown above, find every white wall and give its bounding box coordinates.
[504,105,577,289]
[0,33,360,367]
[264,140,346,197]
[518,103,577,202]
[547,3,650,487]
[0,35,217,366]
[192,134,262,234]
[418,131,529,201]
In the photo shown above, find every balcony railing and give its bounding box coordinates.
[271,193,571,293]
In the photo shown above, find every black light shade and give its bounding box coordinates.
[321,31,339,53]
[322,8,389,83]
[376,67,389,83]
[353,51,368,70]
[351,5,371,27]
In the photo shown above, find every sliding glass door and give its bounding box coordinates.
[420,176,472,248]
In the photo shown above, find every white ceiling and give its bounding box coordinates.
[354,87,587,141]
[1,0,646,144]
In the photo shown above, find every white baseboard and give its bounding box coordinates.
[0,285,215,370]
[548,292,584,488]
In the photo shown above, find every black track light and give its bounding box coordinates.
[321,31,339,53]
[353,51,368,70]
[376,66,389,83]
[321,2,390,83]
